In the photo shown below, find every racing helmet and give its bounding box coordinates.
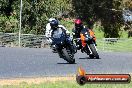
[48,18,56,22]
[74,19,83,30]
[50,19,59,29]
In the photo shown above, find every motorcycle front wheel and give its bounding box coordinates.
[62,48,75,64]
[89,44,99,59]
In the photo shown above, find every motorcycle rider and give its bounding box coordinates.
[72,19,97,50]
[45,18,71,52]
[48,19,76,57]
[45,18,70,42]
[45,18,57,52]
[45,18,56,42]
[72,19,84,50]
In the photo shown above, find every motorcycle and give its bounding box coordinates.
[51,28,76,64]
[75,29,99,59]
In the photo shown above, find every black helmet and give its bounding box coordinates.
[50,19,59,29]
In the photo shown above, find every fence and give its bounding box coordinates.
[0,33,50,48]
[0,33,132,52]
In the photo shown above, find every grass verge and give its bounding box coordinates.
[0,76,132,88]
[97,38,132,52]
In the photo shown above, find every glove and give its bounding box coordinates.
[46,37,52,44]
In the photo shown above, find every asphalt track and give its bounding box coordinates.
[0,47,132,78]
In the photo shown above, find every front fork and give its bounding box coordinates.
[86,43,98,55]
[87,45,93,54]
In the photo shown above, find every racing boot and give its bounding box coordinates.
[71,44,77,54]
[93,40,97,46]
[81,47,85,53]
[51,44,57,53]
[58,53,63,58]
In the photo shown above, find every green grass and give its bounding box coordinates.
[93,25,132,52]
[97,38,132,52]
[1,80,132,88]
[94,26,129,39]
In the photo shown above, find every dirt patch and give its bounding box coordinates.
[0,76,76,85]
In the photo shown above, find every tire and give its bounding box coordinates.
[76,75,86,85]
[62,48,75,64]
[89,54,94,59]
[89,44,99,59]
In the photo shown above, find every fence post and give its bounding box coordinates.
[19,0,23,47]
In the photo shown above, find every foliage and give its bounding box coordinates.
[0,0,72,34]
[72,0,127,38]
[0,0,131,37]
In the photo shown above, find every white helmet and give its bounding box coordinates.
[48,18,56,22]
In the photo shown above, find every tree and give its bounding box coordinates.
[0,0,72,34]
[71,0,129,38]
[0,0,131,36]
